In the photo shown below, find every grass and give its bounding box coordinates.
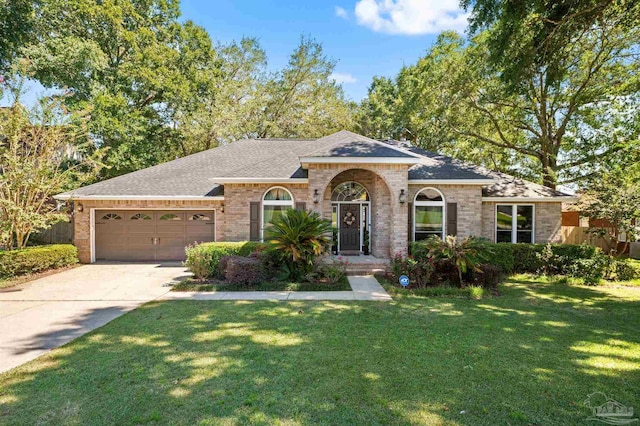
[1,276,639,425]
[172,275,351,292]
[0,264,79,290]
[378,276,491,299]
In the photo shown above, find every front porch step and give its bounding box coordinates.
[321,255,390,276]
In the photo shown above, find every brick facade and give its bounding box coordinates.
[481,201,562,243]
[72,175,563,263]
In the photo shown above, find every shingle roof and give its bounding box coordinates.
[56,130,573,199]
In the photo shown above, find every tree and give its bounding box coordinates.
[580,162,640,255]
[0,89,102,249]
[461,0,640,88]
[256,37,355,139]
[360,28,640,189]
[13,0,220,177]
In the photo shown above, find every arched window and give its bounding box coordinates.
[262,187,294,236]
[331,182,370,202]
[413,188,445,241]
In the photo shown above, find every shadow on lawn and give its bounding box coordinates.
[0,280,639,425]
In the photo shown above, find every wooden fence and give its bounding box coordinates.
[32,221,73,245]
[561,226,617,253]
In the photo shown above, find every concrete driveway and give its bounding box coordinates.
[0,262,189,374]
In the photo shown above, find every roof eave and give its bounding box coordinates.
[211,178,309,184]
[300,157,421,167]
[53,194,225,201]
[482,196,579,202]
[409,179,495,185]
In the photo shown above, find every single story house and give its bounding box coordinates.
[55,130,576,263]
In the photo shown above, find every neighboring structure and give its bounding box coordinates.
[55,131,576,263]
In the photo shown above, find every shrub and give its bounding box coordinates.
[0,244,78,277]
[390,253,434,288]
[421,235,487,285]
[511,244,545,273]
[478,243,514,273]
[469,264,503,290]
[224,256,265,285]
[566,255,609,285]
[307,260,347,285]
[263,209,332,280]
[184,242,267,280]
[614,259,640,281]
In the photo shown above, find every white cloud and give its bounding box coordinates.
[354,0,469,35]
[335,6,349,19]
[330,72,358,84]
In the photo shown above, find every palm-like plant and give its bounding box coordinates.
[264,209,332,279]
[424,235,487,285]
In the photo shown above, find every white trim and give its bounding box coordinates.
[211,178,308,184]
[261,186,295,241]
[300,157,420,166]
[495,204,535,243]
[413,187,446,241]
[55,195,224,201]
[483,196,577,202]
[89,207,217,263]
[409,179,495,185]
[90,208,96,263]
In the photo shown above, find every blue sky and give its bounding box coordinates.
[180,0,469,101]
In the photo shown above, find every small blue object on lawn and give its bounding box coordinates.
[399,275,410,287]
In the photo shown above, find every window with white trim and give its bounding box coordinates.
[262,187,294,235]
[496,205,534,243]
[414,188,445,241]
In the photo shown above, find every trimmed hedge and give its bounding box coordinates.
[0,244,78,277]
[184,242,267,279]
[410,240,514,273]
[411,240,601,276]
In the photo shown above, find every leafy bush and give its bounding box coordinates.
[263,209,331,280]
[469,264,503,290]
[614,259,640,281]
[479,243,514,273]
[420,235,487,285]
[566,255,609,285]
[0,244,78,277]
[224,256,265,285]
[306,260,347,285]
[412,240,513,274]
[390,253,434,288]
[184,242,267,280]
[510,244,545,273]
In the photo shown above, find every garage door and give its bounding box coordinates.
[95,210,215,261]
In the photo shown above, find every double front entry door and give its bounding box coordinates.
[339,204,361,252]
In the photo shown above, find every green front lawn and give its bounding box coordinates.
[172,276,351,292]
[1,277,639,425]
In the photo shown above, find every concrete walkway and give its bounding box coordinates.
[161,275,392,302]
[0,262,187,374]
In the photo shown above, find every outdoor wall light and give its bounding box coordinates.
[76,203,84,213]
[312,189,320,204]
[220,204,225,213]
[399,189,407,204]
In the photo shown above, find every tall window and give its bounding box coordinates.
[414,188,445,241]
[496,205,534,243]
[262,187,294,235]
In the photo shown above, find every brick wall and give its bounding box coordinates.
[408,184,483,239]
[73,199,223,263]
[223,184,309,241]
[307,164,409,257]
[481,202,562,243]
